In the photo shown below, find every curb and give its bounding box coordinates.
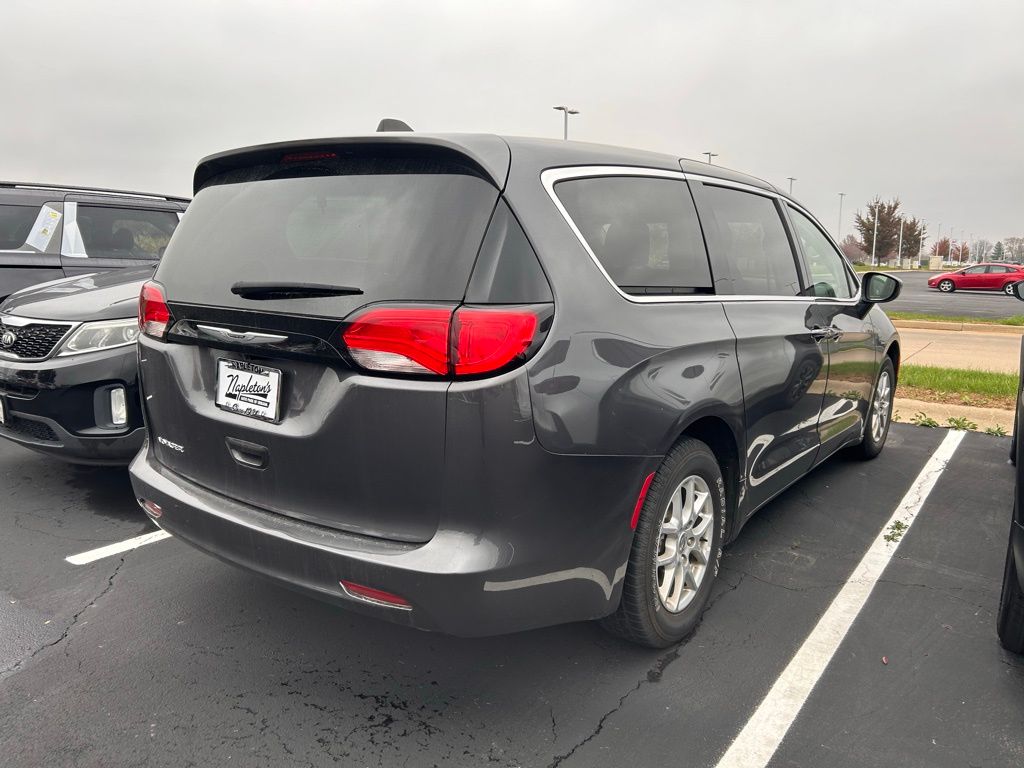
[892,319,1024,335]
[894,396,1014,432]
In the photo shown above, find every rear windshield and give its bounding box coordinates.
[156,164,499,312]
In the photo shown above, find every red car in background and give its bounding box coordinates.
[928,263,1024,294]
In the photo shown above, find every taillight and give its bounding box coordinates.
[342,305,548,378]
[342,307,451,375]
[453,309,539,376]
[138,281,173,340]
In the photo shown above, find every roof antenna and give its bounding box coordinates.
[376,118,413,132]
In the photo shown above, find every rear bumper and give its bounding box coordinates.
[0,345,144,465]
[129,439,654,637]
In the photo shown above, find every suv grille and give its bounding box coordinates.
[0,320,72,360]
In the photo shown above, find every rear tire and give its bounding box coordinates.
[854,358,895,460]
[938,279,955,293]
[602,438,725,648]
[1005,282,1017,296]
[997,537,1024,654]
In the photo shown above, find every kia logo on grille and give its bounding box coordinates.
[0,330,16,348]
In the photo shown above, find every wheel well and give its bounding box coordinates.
[678,416,741,543]
[885,341,901,381]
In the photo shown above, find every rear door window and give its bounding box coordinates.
[787,206,854,299]
[74,206,179,260]
[699,185,802,297]
[553,176,712,295]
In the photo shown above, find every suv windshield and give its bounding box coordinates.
[157,166,499,312]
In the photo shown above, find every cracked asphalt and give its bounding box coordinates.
[0,425,1022,767]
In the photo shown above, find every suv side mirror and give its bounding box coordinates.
[861,272,902,303]
[1012,281,1024,302]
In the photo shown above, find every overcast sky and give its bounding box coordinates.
[2,0,1021,245]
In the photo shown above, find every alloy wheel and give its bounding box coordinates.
[939,280,954,292]
[871,370,892,443]
[656,474,713,613]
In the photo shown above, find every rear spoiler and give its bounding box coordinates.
[192,135,511,193]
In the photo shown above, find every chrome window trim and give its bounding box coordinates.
[0,314,81,362]
[541,165,863,306]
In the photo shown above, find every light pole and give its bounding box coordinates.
[896,218,904,268]
[871,204,879,267]
[703,152,718,164]
[552,106,579,140]
[786,177,797,195]
[917,220,925,268]
[837,192,846,239]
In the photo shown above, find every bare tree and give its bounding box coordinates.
[1004,236,1024,262]
[839,234,866,263]
[974,239,993,260]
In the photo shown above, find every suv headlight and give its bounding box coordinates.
[58,318,139,356]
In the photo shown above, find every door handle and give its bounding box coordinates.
[810,327,841,342]
[225,436,269,470]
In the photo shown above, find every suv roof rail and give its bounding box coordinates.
[0,181,190,203]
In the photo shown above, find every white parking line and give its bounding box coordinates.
[65,530,172,565]
[715,429,965,768]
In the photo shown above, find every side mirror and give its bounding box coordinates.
[1012,281,1024,302]
[861,272,901,303]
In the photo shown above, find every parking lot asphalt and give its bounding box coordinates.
[886,271,1022,319]
[0,425,1021,767]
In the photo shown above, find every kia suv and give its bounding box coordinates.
[129,135,901,647]
[0,182,188,301]
[0,186,186,463]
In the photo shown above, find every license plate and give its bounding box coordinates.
[215,359,282,423]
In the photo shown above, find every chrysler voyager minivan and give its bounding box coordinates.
[129,134,901,647]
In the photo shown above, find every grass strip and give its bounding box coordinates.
[888,311,1024,326]
[898,364,1018,410]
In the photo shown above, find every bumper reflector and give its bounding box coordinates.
[339,580,412,611]
[140,498,162,519]
[630,472,656,530]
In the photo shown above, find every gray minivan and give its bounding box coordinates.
[129,134,901,647]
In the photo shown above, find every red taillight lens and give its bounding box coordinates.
[139,281,172,340]
[453,308,539,376]
[342,305,546,378]
[342,307,452,375]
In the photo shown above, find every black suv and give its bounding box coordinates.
[0,182,188,301]
[0,183,187,463]
[129,135,901,647]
